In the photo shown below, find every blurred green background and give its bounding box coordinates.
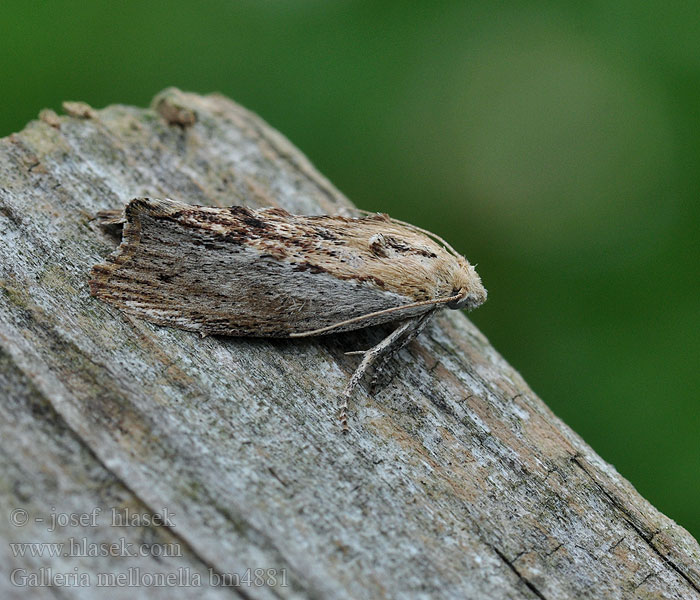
[2,1,697,539]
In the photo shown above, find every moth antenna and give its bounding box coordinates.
[354,208,463,260]
[289,292,462,338]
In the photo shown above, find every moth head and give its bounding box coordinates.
[448,257,487,311]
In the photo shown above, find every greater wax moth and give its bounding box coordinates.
[90,198,487,431]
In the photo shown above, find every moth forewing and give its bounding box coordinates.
[288,292,465,338]
[90,198,487,431]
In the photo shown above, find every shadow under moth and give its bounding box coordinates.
[90,198,487,431]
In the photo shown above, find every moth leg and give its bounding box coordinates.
[339,309,436,432]
[94,208,126,227]
[368,309,436,392]
[343,309,436,358]
[339,318,415,432]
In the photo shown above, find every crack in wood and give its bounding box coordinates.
[491,545,548,600]
[571,456,700,594]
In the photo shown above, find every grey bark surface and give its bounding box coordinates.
[0,88,698,600]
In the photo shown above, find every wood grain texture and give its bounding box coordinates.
[0,88,698,599]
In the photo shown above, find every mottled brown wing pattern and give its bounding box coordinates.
[89,198,435,336]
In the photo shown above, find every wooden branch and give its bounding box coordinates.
[0,88,698,599]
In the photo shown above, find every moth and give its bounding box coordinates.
[90,198,487,431]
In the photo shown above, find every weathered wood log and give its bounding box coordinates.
[0,88,698,599]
